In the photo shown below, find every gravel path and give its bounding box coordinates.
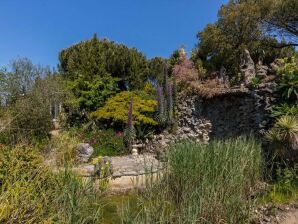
[280,210,298,224]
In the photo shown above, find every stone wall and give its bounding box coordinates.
[145,84,277,153]
[178,89,272,140]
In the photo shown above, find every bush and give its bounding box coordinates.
[266,115,298,157]
[0,145,103,223]
[48,131,81,166]
[277,57,298,102]
[91,91,157,127]
[123,137,262,223]
[74,128,125,157]
[259,164,298,204]
[271,104,298,118]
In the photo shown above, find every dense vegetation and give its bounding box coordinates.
[0,0,297,223]
[123,137,262,223]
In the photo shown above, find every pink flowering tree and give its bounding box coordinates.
[172,48,198,84]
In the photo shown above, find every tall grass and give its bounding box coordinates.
[0,145,103,223]
[123,137,262,224]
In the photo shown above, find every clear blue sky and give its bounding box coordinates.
[0,0,227,68]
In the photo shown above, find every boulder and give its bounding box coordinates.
[76,143,94,163]
[240,49,256,86]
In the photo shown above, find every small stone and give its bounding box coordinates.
[132,148,138,156]
[76,143,93,163]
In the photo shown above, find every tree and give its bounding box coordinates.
[148,57,168,85]
[258,0,298,45]
[59,34,149,91]
[194,0,296,76]
[173,48,198,84]
[0,59,73,143]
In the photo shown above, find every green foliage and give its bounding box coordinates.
[0,74,72,144]
[258,0,298,42]
[91,91,157,126]
[194,0,296,75]
[266,115,298,156]
[259,165,298,204]
[71,128,125,157]
[123,137,262,223]
[272,104,298,118]
[148,57,168,84]
[0,145,103,223]
[277,57,298,101]
[251,76,262,88]
[48,131,80,166]
[66,73,119,112]
[59,34,149,91]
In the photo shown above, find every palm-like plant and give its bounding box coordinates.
[266,116,298,155]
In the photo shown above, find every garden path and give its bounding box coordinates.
[280,210,298,224]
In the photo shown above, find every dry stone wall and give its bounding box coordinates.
[146,83,277,153]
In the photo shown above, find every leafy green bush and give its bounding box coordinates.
[259,165,298,204]
[66,73,119,112]
[123,137,262,223]
[69,128,125,157]
[277,57,298,101]
[91,91,157,126]
[0,145,103,223]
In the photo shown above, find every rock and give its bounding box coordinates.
[256,63,269,78]
[240,49,256,86]
[132,148,138,156]
[76,143,93,163]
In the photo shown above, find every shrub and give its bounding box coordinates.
[72,128,125,157]
[266,115,298,156]
[91,91,157,126]
[277,57,298,102]
[259,164,298,204]
[48,131,81,166]
[66,74,119,112]
[0,145,103,223]
[271,104,298,118]
[123,137,262,223]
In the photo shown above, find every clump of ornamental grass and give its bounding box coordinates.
[122,136,262,224]
[47,131,81,166]
[0,145,103,223]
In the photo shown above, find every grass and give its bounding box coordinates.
[258,165,298,204]
[123,136,262,223]
[0,144,104,223]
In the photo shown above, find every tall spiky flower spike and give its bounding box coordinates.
[167,82,173,122]
[163,63,169,103]
[157,85,164,115]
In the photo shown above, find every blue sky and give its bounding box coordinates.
[0,0,227,68]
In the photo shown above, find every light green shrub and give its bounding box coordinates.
[91,91,157,126]
[0,145,103,223]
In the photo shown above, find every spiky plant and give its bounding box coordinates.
[167,82,174,123]
[156,85,167,128]
[266,115,298,155]
[124,99,136,151]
